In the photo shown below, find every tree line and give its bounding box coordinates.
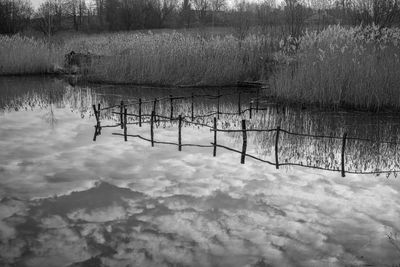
[0,0,399,35]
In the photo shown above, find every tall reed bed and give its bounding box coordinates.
[0,35,62,75]
[271,25,400,111]
[64,32,274,85]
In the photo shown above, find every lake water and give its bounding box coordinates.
[1,76,400,267]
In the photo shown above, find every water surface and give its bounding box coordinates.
[1,76,400,267]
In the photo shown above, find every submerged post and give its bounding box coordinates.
[170,95,173,121]
[191,93,194,121]
[120,101,124,129]
[238,92,241,115]
[249,102,252,119]
[275,126,280,169]
[97,103,101,119]
[153,98,157,122]
[124,108,127,141]
[341,132,347,177]
[92,104,99,122]
[241,119,247,164]
[138,98,142,127]
[150,111,154,147]
[213,117,217,157]
[178,115,182,151]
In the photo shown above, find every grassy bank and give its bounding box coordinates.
[0,35,63,75]
[0,31,275,85]
[271,25,400,111]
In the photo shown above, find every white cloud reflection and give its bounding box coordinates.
[1,93,400,266]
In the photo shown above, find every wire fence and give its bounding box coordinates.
[91,91,400,177]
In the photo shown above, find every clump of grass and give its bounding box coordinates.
[65,32,275,85]
[0,35,62,75]
[271,25,400,111]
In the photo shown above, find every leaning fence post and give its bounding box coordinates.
[178,115,182,151]
[341,132,347,177]
[97,103,101,118]
[150,111,154,147]
[170,95,173,121]
[238,92,241,115]
[217,89,220,120]
[138,98,142,127]
[191,93,194,121]
[249,102,252,119]
[275,126,280,169]
[120,101,124,129]
[213,117,217,157]
[241,120,247,164]
[124,108,127,141]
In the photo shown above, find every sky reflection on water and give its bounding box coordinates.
[1,76,400,267]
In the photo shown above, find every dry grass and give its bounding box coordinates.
[270,25,400,111]
[0,35,63,75]
[64,32,275,85]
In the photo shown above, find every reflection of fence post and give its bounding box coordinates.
[138,98,142,127]
[275,126,280,169]
[150,111,154,147]
[217,89,220,119]
[191,93,194,121]
[238,92,241,115]
[170,95,174,121]
[213,117,217,157]
[124,108,127,141]
[249,102,252,119]
[341,133,347,177]
[120,101,124,129]
[178,115,182,151]
[241,120,247,164]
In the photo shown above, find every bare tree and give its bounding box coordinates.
[0,0,32,34]
[284,0,306,37]
[192,0,210,25]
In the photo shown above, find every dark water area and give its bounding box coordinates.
[1,76,400,267]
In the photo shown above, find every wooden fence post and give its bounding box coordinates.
[97,103,101,118]
[170,95,173,121]
[191,93,194,121]
[120,101,124,129]
[238,92,241,115]
[275,126,280,169]
[341,133,347,177]
[92,104,99,122]
[124,108,127,141]
[241,120,247,164]
[150,111,154,147]
[213,117,217,157]
[249,102,252,119]
[138,98,142,127]
[178,115,182,151]
[153,98,157,123]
